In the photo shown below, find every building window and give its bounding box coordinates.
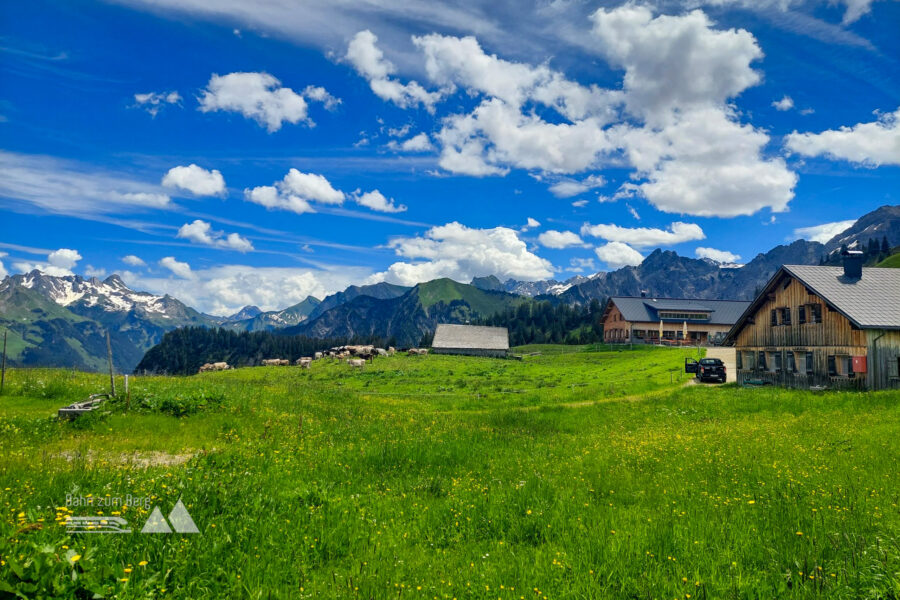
[828,355,855,377]
[798,305,806,324]
[781,307,791,325]
[845,356,855,378]
[773,352,782,373]
[758,351,767,370]
[771,309,778,326]
[810,304,822,324]
[787,351,797,373]
[736,352,743,369]
[806,352,814,375]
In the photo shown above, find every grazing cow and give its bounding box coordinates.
[296,357,312,369]
[199,361,231,373]
[347,358,365,368]
[408,348,429,356]
[262,358,290,366]
[376,348,389,357]
[314,352,323,360]
[346,345,375,357]
[388,347,396,356]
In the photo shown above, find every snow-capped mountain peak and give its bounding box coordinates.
[13,270,171,314]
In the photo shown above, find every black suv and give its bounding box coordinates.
[685,358,727,383]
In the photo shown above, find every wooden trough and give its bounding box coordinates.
[58,394,112,420]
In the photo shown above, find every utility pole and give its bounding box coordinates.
[0,329,7,395]
[106,331,116,396]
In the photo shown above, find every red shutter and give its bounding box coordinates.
[852,356,867,373]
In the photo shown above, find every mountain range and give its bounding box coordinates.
[1,204,897,372]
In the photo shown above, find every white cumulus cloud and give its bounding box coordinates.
[159,256,193,279]
[594,242,644,269]
[177,220,254,252]
[162,164,226,197]
[388,132,434,152]
[548,175,606,198]
[122,255,146,267]
[793,219,857,243]
[244,169,345,214]
[353,190,407,213]
[302,85,341,110]
[371,221,553,286]
[537,230,586,249]
[521,217,541,232]
[581,222,705,248]
[591,5,762,120]
[245,169,408,215]
[785,107,900,166]
[772,96,794,111]
[346,30,443,111]
[199,72,312,132]
[374,6,796,218]
[695,247,742,263]
[12,248,83,277]
[123,264,370,316]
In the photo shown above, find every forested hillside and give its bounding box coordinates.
[474,299,605,346]
[135,327,392,375]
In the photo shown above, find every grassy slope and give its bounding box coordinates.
[0,286,96,366]
[2,346,900,598]
[876,252,900,267]
[415,278,525,316]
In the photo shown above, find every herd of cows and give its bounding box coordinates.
[196,344,431,374]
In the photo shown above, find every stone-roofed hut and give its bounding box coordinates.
[431,324,509,358]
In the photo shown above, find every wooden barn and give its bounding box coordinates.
[431,324,510,358]
[724,252,900,390]
[601,296,750,345]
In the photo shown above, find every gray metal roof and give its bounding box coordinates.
[608,296,750,325]
[783,265,900,329]
[432,324,510,350]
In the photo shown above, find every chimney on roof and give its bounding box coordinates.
[841,249,864,280]
[640,290,647,298]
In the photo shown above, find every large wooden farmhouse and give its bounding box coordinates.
[724,252,900,390]
[601,296,750,345]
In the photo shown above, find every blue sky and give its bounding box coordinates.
[1,0,898,315]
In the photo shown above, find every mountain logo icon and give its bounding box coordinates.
[140,499,200,534]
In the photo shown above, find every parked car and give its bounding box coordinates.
[685,358,727,383]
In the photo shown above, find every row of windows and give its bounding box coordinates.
[657,312,710,320]
[770,303,823,327]
[737,351,856,377]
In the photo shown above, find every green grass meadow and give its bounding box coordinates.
[2,345,900,598]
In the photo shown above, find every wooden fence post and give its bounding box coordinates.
[106,331,116,397]
[0,329,7,396]
[124,374,130,412]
